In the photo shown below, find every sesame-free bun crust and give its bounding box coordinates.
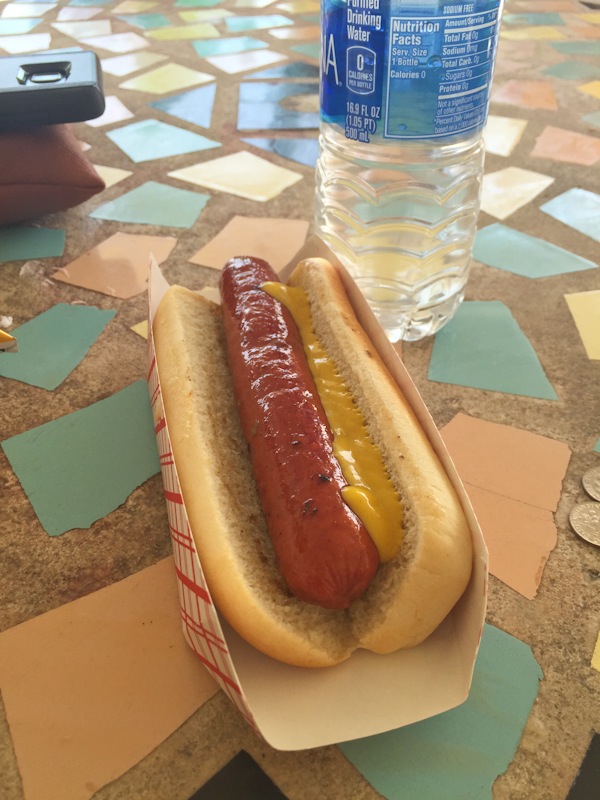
[153,259,473,667]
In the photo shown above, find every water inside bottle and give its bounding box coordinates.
[315,127,485,342]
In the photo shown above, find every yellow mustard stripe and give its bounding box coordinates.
[262,281,403,562]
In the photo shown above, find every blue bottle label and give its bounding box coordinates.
[321,0,503,141]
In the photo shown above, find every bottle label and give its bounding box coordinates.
[321,0,503,141]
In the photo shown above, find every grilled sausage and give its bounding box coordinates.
[220,257,379,609]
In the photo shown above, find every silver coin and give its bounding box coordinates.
[569,502,600,547]
[582,465,600,502]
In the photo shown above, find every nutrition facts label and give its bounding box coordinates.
[320,0,503,142]
[385,6,502,138]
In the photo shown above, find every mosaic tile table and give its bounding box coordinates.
[0,1,598,799]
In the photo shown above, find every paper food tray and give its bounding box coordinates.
[146,237,488,751]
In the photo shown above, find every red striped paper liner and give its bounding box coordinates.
[147,345,258,733]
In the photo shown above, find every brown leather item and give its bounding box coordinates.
[0,123,105,225]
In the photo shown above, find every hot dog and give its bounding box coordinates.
[153,256,473,667]
[220,257,380,610]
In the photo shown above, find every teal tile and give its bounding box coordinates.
[243,61,319,80]
[0,304,115,390]
[543,60,600,81]
[116,13,171,30]
[225,14,292,31]
[0,226,65,263]
[428,300,558,400]
[107,119,220,163]
[1,380,160,537]
[583,109,600,130]
[503,12,564,24]
[340,625,542,800]
[90,181,210,227]
[474,224,597,278]
[192,35,265,56]
[290,42,320,60]
[551,41,600,56]
[0,18,41,34]
[541,188,600,243]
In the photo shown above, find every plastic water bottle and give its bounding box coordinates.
[315,0,504,342]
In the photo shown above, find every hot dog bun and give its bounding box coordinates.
[153,258,473,667]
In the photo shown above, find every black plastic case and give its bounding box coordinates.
[0,50,105,129]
